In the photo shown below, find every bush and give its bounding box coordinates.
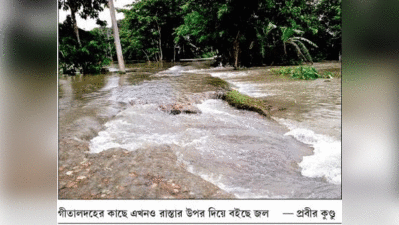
[271,66,293,76]
[201,50,217,58]
[59,19,112,75]
[271,66,320,80]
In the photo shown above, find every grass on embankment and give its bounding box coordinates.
[222,90,270,117]
[271,66,341,80]
[206,76,270,117]
[205,77,231,90]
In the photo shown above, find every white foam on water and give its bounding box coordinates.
[89,128,179,153]
[165,65,185,71]
[197,99,238,117]
[208,71,275,98]
[209,72,248,78]
[196,100,260,130]
[299,138,341,185]
[187,69,276,98]
[181,135,209,148]
[155,65,185,76]
[279,118,341,185]
[107,67,119,72]
[89,104,181,153]
[89,130,122,153]
[184,65,229,74]
[101,76,120,91]
[233,82,275,98]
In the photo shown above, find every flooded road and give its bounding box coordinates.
[59,61,341,199]
[190,62,342,185]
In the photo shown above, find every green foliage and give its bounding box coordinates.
[109,0,340,65]
[271,66,294,76]
[174,0,328,66]
[201,50,217,58]
[292,66,319,80]
[308,0,341,60]
[119,0,183,61]
[271,66,320,80]
[59,19,111,74]
[58,0,108,21]
[281,27,318,63]
[226,90,251,105]
[59,0,113,74]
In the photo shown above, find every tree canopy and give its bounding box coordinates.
[59,0,109,46]
[59,17,112,74]
[59,0,341,73]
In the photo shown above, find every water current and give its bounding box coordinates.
[59,61,341,199]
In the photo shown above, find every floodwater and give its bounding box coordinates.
[59,61,341,199]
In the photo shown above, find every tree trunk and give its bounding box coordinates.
[106,29,112,61]
[142,50,150,62]
[155,20,163,61]
[234,45,239,68]
[108,0,125,73]
[70,7,81,47]
[173,45,176,62]
[233,31,241,69]
[159,35,163,61]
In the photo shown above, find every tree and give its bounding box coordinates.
[59,0,108,46]
[311,0,341,60]
[280,26,318,63]
[115,0,339,66]
[120,0,184,62]
[252,0,320,65]
[175,0,319,67]
[59,0,127,74]
[59,18,112,74]
[108,0,125,73]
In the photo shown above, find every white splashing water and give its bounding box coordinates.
[206,68,341,186]
[232,82,275,98]
[101,76,120,91]
[209,72,249,78]
[89,104,180,153]
[278,119,341,185]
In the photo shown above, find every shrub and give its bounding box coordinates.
[59,20,112,75]
[271,66,293,76]
[271,66,320,80]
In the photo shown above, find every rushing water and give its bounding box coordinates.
[59,61,341,199]
[189,62,342,186]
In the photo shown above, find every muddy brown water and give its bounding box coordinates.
[59,61,341,199]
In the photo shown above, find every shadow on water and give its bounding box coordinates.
[69,74,106,100]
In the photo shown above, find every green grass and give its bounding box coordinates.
[223,90,269,117]
[205,77,231,90]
